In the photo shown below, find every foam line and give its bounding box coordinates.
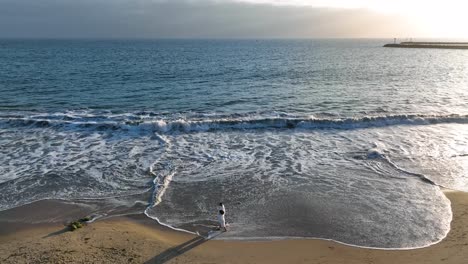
[3,112,468,134]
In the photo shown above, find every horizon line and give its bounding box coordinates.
[1,37,467,41]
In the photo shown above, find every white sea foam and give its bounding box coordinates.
[143,126,459,248]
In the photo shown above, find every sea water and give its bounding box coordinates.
[1,39,467,248]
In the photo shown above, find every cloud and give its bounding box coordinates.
[0,0,416,38]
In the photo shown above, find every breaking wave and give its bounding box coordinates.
[2,111,468,133]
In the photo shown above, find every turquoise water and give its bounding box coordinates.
[1,39,468,248]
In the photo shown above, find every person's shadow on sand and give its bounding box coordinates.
[144,232,223,264]
[42,227,69,238]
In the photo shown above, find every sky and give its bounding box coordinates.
[0,0,467,39]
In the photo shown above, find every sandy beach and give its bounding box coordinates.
[0,190,465,264]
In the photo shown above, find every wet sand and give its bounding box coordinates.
[0,191,467,264]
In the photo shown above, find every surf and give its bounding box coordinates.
[3,111,468,134]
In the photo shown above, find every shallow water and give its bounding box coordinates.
[1,39,467,248]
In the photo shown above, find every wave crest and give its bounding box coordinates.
[2,112,468,133]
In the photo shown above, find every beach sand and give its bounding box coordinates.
[0,191,467,264]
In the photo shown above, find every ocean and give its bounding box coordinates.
[1,39,467,248]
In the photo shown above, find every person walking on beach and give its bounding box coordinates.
[216,202,227,231]
[218,209,227,232]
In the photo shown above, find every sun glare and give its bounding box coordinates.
[368,0,468,38]
[240,0,468,38]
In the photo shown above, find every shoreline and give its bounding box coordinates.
[1,191,467,263]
